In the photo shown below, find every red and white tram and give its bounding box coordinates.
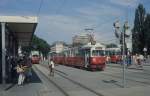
[30,51,40,64]
[105,48,121,63]
[49,43,106,71]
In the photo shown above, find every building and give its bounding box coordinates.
[50,41,69,54]
[0,16,38,84]
[72,33,95,46]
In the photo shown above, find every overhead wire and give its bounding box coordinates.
[85,17,119,41]
[35,0,118,44]
[37,0,44,17]
[53,0,116,40]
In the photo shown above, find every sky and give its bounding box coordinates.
[0,0,150,45]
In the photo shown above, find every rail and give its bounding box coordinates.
[36,64,104,96]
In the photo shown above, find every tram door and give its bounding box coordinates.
[84,49,90,68]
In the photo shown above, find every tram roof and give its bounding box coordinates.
[0,16,38,46]
[82,42,105,49]
[105,47,121,51]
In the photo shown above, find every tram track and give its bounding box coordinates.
[41,64,150,88]
[101,71,150,86]
[34,65,69,96]
[36,64,104,96]
[107,64,150,76]
[107,65,150,79]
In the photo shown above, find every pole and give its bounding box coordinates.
[1,22,6,85]
[122,22,126,88]
[113,20,126,87]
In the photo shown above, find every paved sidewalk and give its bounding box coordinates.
[0,83,47,96]
[0,68,49,96]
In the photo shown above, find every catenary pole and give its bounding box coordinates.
[122,22,126,88]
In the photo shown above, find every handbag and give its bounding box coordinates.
[17,67,24,73]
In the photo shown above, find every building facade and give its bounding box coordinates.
[72,33,95,46]
[50,41,69,54]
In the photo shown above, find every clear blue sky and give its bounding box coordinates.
[0,0,150,44]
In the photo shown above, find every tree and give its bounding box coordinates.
[143,14,150,54]
[132,4,146,54]
[22,35,50,58]
[31,35,50,58]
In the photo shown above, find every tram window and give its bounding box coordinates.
[92,50,104,56]
[109,51,114,55]
[32,55,39,58]
[105,51,110,56]
[116,51,121,55]
[78,49,84,56]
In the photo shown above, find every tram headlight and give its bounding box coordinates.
[92,58,97,63]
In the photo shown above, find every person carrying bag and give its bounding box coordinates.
[16,64,25,86]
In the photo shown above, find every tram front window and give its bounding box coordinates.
[116,51,121,55]
[92,50,104,56]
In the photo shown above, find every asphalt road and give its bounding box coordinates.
[34,60,150,96]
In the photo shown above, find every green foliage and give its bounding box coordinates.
[21,35,50,57]
[132,4,146,54]
[31,35,50,57]
[143,14,150,54]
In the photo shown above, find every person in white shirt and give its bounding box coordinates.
[135,54,143,69]
[48,59,55,76]
[16,63,25,86]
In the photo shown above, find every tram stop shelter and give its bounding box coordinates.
[0,16,38,84]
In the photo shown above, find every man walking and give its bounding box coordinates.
[48,59,55,76]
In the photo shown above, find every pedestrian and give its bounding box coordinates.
[16,63,25,86]
[48,59,55,76]
[127,53,132,67]
[24,57,32,82]
[133,54,138,67]
[135,54,143,69]
[106,56,110,64]
[139,54,144,69]
[11,56,18,83]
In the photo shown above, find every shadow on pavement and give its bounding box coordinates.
[30,68,42,83]
[102,79,123,88]
[4,83,16,91]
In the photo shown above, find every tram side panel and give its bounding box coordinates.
[31,55,40,64]
[110,55,122,63]
[90,56,106,70]
[50,45,106,71]
[52,55,106,71]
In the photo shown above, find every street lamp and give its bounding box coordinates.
[143,47,147,58]
[114,20,131,88]
[113,20,121,47]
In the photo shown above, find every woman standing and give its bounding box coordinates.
[16,60,26,86]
